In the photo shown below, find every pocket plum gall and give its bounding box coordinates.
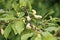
[26,16,31,21]
[26,23,31,29]
[32,9,36,15]
[34,15,42,19]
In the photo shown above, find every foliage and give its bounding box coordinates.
[0,0,60,40]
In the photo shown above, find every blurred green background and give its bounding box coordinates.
[31,0,60,18]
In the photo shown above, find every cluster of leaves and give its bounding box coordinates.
[0,0,60,40]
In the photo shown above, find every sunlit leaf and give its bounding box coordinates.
[11,22,17,35]
[21,33,33,40]
[14,20,24,35]
[17,12,25,17]
[42,32,57,40]
[35,34,41,40]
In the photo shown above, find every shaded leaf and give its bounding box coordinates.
[45,27,56,32]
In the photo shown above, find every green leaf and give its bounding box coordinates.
[42,32,57,40]
[4,0,12,10]
[20,0,26,7]
[0,13,16,21]
[20,0,28,7]
[11,22,17,35]
[17,12,25,17]
[27,1,32,11]
[31,33,41,40]
[48,9,54,15]
[13,3,20,12]
[35,34,41,40]
[4,23,12,38]
[15,35,21,40]
[21,33,33,40]
[14,20,24,35]
[0,9,5,13]
[45,27,56,32]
